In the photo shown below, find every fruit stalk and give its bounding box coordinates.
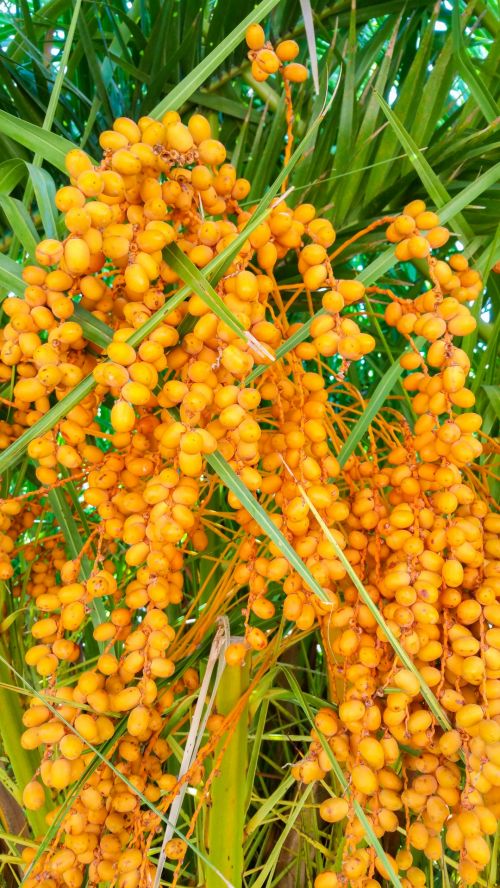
[0,650,47,836]
[207,650,250,888]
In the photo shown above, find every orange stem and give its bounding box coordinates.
[329,216,397,262]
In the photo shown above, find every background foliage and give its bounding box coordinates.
[0,0,498,886]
